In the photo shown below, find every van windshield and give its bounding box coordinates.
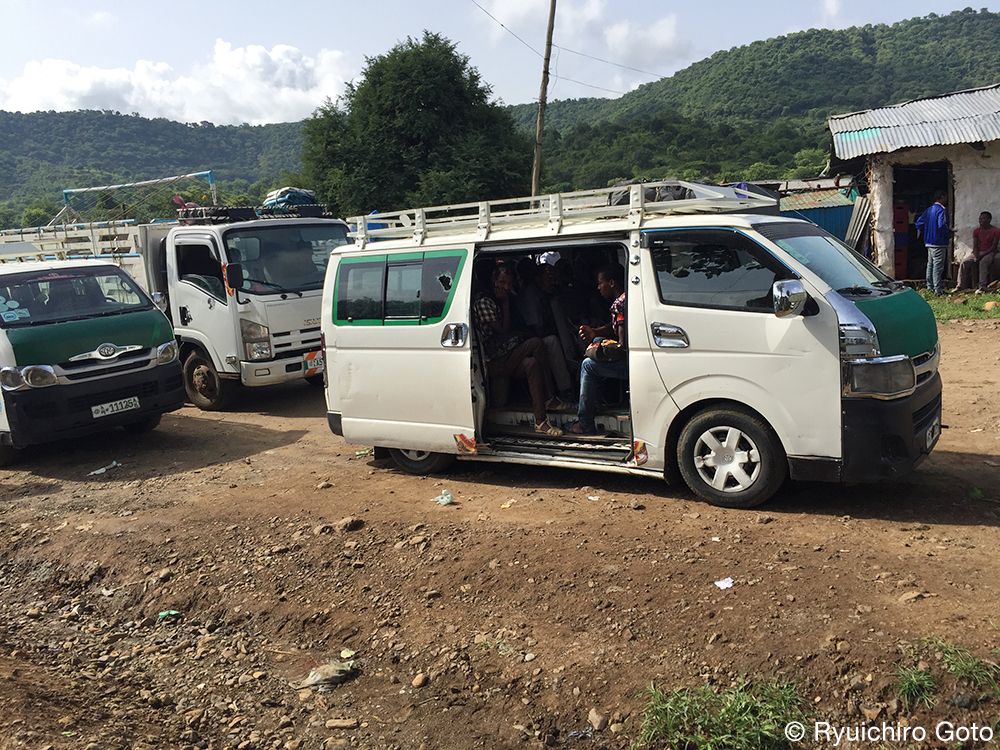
[754,222,896,296]
[224,224,350,294]
[0,266,152,329]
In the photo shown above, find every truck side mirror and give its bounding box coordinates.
[225,263,243,290]
[773,279,808,318]
[151,291,167,311]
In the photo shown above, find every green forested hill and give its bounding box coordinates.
[0,111,302,226]
[509,9,1000,130]
[2,8,999,227]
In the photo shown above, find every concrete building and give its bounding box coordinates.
[828,84,1000,281]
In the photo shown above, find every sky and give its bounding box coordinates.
[0,0,997,126]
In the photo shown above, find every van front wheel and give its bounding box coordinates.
[387,448,455,475]
[677,407,786,508]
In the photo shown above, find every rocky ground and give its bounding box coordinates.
[1,320,999,749]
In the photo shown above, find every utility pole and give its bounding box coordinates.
[531,0,557,197]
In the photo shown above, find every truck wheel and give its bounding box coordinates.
[183,351,235,411]
[306,374,325,386]
[387,448,455,475]
[0,445,18,468]
[676,407,786,508]
[122,415,162,435]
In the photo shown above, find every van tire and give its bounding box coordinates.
[122,415,162,435]
[387,448,455,475]
[0,444,18,468]
[183,351,235,411]
[305,374,325,386]
[676,407,786,508]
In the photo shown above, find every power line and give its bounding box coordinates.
[553,44,665,78]
[469,0,542,58]
[469,0,625,97]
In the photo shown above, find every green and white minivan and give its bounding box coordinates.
[321,182,941,507]
[0,258,185,465]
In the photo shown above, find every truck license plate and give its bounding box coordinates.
[304,351,324,374]
[92,397,140,419]
[925,416,941,451]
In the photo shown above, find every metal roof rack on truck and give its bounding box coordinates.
[176,204,339,224]
[0,219,142,261]
[348,180,776,248]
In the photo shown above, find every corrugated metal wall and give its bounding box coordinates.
[779,205,855,240]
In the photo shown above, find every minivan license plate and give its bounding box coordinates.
[925,416,941,451]
[92,397,140,419]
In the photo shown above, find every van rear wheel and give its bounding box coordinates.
[676,407,786,508]
[387,448,455,475]
[183,351,235,411]
[0,445,18,468]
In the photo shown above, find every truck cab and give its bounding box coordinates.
[0,258,184,465]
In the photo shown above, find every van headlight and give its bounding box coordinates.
[839,323,879,359]
[22,365,58,389]
[0,367,26,391]
[844,356,916,399]
[240,318,271,361]
[156,341,179,364]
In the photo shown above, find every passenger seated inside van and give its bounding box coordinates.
[570,264,628,436]
[513,258,575,401]
[472,262,568,436]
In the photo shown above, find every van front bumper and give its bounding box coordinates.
[1,362,185,448]
[839,372,943,483]
[240,351,322,386]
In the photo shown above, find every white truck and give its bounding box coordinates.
[1,209,350,409]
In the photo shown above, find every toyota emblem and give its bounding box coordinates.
[97,343,118,358]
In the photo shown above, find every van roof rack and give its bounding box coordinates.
[349,180,776,248]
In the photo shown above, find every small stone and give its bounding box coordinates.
[25,607,42,619]
[573,687,581,697]
[313,524,334,536]
[409,535,427,546]
[335,517,363,533]
[899,591,926,603]
[156,568,173,582]
[473,634,488,645]
[524,653,536,663]
[411,673,428,688]
[835,641,851,653]
[316,481,333,490]
[860,704,882,721]
[588,708,607,731]
[609,723,624,734]
[325,718,358,730]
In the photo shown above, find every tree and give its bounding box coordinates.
[301,31,531,216]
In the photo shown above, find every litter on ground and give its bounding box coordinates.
[88,460,121,476]
[714,577,735,590]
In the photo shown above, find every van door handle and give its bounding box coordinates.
[179,306,192,326]
[651,322,689,348]
[441,323,468,348]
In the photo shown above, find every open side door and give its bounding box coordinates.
[329,245,476,454]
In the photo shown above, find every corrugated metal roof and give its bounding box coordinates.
[828,84,1000,159]
[779,188,855,211]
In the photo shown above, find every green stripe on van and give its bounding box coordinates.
[7,309,173,365]
[854,288,938,358]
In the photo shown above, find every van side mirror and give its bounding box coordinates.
[773,279,808,318]
[225,263,243,290]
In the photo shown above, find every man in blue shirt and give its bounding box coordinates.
[915,193,950,295]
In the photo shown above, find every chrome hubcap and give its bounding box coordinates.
[692,426,761,493]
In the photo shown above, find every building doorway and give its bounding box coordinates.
[891,162,952,281]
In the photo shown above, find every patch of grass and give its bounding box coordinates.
[919,289,1000,320]
[896,665,936,709]
[924,637,1000,692]
[633,680,805,750]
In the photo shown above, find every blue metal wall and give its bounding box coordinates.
[779,205,855,240]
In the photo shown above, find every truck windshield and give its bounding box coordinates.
[224,224,350,294]
[0,266,152,329]
[754,222,896,295]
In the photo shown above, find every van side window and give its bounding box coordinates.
[336,261,385,322]
[385,262,422,319]
[334,251,465,325]
[177,243,227,301]
[649,230,791,312]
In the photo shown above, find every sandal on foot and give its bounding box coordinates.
[534,419,564,437]
[567,420,597,436]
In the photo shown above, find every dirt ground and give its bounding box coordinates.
[1,320,999,750]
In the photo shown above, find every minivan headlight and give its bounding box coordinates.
[21,365,57,388]
[845,356,916,398]
[156,341,179,365]
[0,367,25,391]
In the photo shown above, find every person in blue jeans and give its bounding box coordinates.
[916,193,951,295]
[569,264,628,435]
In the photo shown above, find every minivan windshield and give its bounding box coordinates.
[224,223,350,295]
[0,266,152,329]
[754,222,897,296]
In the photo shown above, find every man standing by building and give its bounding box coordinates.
[916,193,950,295]
[955,211,1000,293]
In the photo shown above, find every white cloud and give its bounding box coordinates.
[821,0,844,26]
[604,15,690,71]
[0,39,354,125]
